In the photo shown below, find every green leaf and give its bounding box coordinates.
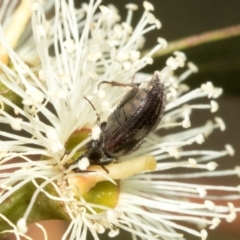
[0,82,22,114]
[0,181,69,237]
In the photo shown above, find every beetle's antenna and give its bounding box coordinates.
[84,96,101,125]
[98,80,136,90]
[131,73,136,84]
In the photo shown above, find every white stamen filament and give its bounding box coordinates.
[0,1,239,240]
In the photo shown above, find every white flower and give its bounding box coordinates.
[0,1,239,240]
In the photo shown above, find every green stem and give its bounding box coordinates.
[152,23,240,57]
[0,181,69,238]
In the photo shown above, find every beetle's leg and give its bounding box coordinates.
[98,80,136,90]
[98,81,139,109]
[130,73,136,84]
[101,165,109,174]
[71,168,96,173]
[71,166,108,174]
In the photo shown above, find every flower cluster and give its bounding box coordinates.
[0,0,239,240]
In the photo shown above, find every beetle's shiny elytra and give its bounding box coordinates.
[74,71,165,168]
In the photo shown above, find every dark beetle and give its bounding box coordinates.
[74,71,165,168]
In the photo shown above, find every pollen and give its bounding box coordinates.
[78,157,90,171]
[10,117,23,131]
[92,125,101,140]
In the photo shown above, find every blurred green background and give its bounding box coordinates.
[101,0,240,96]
